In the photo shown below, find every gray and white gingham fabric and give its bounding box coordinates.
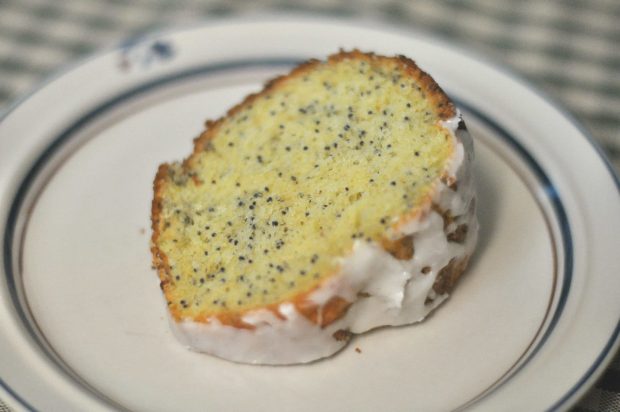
[0,1,618,411]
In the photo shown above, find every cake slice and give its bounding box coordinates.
[151,50,478,364]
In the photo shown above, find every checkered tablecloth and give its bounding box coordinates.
[0,0,618,411]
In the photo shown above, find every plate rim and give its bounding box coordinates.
[1,12,618,190]
[0,13,618,412]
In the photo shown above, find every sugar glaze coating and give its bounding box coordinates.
[168,112,478,364]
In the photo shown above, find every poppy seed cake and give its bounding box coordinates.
[151,50,478,364]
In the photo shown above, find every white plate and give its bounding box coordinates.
[0,16,619,412]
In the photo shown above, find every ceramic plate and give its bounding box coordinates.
[0,16,618,412]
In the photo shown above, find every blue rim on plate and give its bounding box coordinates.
[0,58,575,412]
[0,17,618,412]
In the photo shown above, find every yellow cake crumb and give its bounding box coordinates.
[151,51,456,323]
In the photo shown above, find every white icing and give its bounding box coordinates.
[170,304,347,364]
[169,112,478,365]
